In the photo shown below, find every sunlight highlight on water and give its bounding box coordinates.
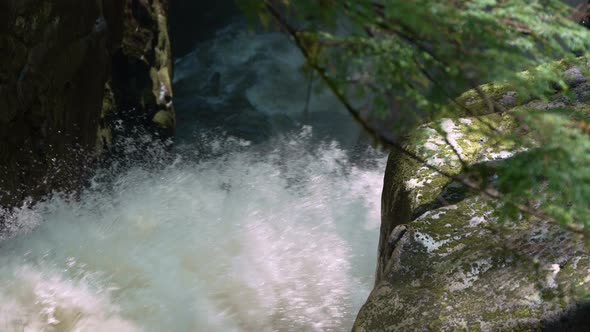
[0,131,384,331]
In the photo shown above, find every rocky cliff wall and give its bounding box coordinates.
[0,0,174,209]
[355,65,590,331]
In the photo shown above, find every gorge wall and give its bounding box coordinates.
[0,0,174,209]
[354,66,590,331]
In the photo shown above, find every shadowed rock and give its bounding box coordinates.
[0,0,174,209]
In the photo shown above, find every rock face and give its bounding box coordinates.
[355,67,590,330]
[106,0,175,145]
[0,0,174,208]
[357,195,590,331]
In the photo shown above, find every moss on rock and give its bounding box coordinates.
[107,0,175,143]
[455,59,587,116]
[356,196,590,331]
[456,82,519,115]
[0,0,174,209]
[377,112,517,281]
[365,71,590,329]
[152,110,175,129]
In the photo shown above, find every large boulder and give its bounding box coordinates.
[356,66,590,330]
[376,112,517,282]
[356,195,590,331]
[0,0,174,209]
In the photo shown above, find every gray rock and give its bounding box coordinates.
[357,73,590,330]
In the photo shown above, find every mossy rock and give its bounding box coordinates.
[375,64,590,282]
[455,59,588,116]
[377,112,518,281]
[152,110,175,129]
[355,197,590,331]
[456,82,519,115]
[365,71,590,329]
[0,0,174,209]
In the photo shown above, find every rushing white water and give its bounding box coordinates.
[0,16,385,332]
[0,131,385,331]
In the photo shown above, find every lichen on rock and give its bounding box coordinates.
[363,65,590,330]
[356,196,590,331]
[108,0,175,141]
[377,111,517,281]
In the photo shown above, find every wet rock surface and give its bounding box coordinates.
[0,0,174,208]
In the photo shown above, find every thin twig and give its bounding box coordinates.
[474,85,508,113]
[263,0,585,236]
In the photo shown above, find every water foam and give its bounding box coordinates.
[0,267,139,332]
[0,132,385,331]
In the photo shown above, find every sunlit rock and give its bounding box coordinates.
[356,196,590,331]
[359,88,590,330]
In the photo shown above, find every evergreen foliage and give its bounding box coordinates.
[238,0,590,240]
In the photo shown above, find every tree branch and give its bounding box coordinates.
[263,0,585,236]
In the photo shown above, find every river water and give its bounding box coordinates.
[0,20,386,332]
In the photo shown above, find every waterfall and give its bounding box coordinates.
[0,19,385,332]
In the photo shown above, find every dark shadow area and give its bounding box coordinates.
[169,0,238,58]
[542,301,590,331]
[167,2,369,152]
